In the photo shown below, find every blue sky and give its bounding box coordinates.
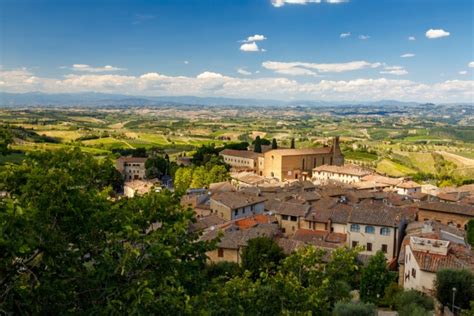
[1,0,473,102]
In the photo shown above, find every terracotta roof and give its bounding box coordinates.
[417,201,474,217]
[273,202,311,217]
[265,147,332,156]
[362,174,404,186]
[189,215,226,233]
[211,192,267,210]
[349,201,403,227]
[219,149,262,159]
[276,237,306,255]
[305,202,351,224]
[117,156,147,163]
[313,164,373,177]
[209,181,236,193]
[397,180,421,189]
[292,229,347,249]
[411,243,474,273]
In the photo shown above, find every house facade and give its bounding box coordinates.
[116,157,147,181]
[210,192,266,221]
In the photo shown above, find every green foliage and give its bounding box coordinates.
[145,155,170,179]
[333,301,376,316]
[192,143,220,165]
[435,269,474,310]
[254,136,262,153]
[0,149,214,314]
[467,220,474,247]
[271,138,278,149]
[223,142,249,151]
[394,290,434,316]
[241,236,285,278]
[360,251,393,304]
[173,162,230,193]
[0,126,13,156]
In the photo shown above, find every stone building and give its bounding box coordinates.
[219,149,262,171]
[209,191,266,221]
[416,201,474,230]
[312,164,372,184]
[116,156,147,181]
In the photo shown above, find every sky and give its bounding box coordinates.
[0,0,473,102]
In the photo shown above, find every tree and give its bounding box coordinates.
[241,237,285,278]
[0,149,214,314]
[435,269,474,310]
[467,219,474,247]
[290,138,295,149]
[360,251,393,304]
[333,302,376,316]
[173,167,194,193]
[145,156,169,179]
[394,290,434,316]
[254,136,262,153]
[272,138,278,149]
[0,126,13,155]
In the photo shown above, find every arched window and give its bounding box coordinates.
[380,227,391,236]
[365,226,375,234]
[350,224,360,232]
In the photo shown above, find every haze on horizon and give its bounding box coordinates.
[0,0,473,103]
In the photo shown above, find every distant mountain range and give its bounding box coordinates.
[0,91,458,108]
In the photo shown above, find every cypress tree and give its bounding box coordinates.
[271,138,278,149]
[290,138,295,149]
[254,136,262,153]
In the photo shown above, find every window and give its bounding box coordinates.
[381,244,388,253]
[352,241,359,248]
[282,215,289,221]
[366,243,372,251]
[350,224,360,232]
[411,268,416,278]
[365,226,375,234]
[380,227,391,236]
[234,210,238,217]
[290,216,297,222]
[218,248,224,258]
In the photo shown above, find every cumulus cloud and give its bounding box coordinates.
[271,0,348,6]
[240,42,261,52]
[340,32,351,38]
[380,65,408,76]
[425,29,450,39]
[408,36,416,41]
[459,71,467,75]
[1,67,473,102]
[70,64,126,73]
[469,62,474,68]
[358,35,370,40]
[237,68,252,76]
[184,60,189,65]
[243,34,267,42]
[400,53,415,58]
[262,60,381,76]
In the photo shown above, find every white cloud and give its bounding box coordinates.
[196,71,225,79]
[1,67,473,102]
[237,68,252,76]
[469,62,474,68]
[184,60,189,65]
[425,29,450,39]
[262,60,381,76]
[380,65,408,76]
[459,71,467,75]
[408,36,416,41]
[240,42,261,52]
[70,64,126,73]
[340,32,351,38]
[358,35,370,40]
[400,53,415,58]
[243,34,267,42]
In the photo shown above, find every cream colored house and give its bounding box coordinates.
[210,192,266,221]
[116,157,147,181]
[219,149,262,171]
[312,164,372,184]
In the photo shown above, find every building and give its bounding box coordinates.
[346,201,411,260]
[402,236,473,293]
[116,157,147,181]
[417,201,474,229]
[123,179,159,198]
[396,180,422,196]
[262,137,344,181]
[210,191,267,221]
[312,164,372,184]
[271,201,311,236]
[219,149,262,171]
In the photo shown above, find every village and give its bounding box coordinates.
[115,136,474,303]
